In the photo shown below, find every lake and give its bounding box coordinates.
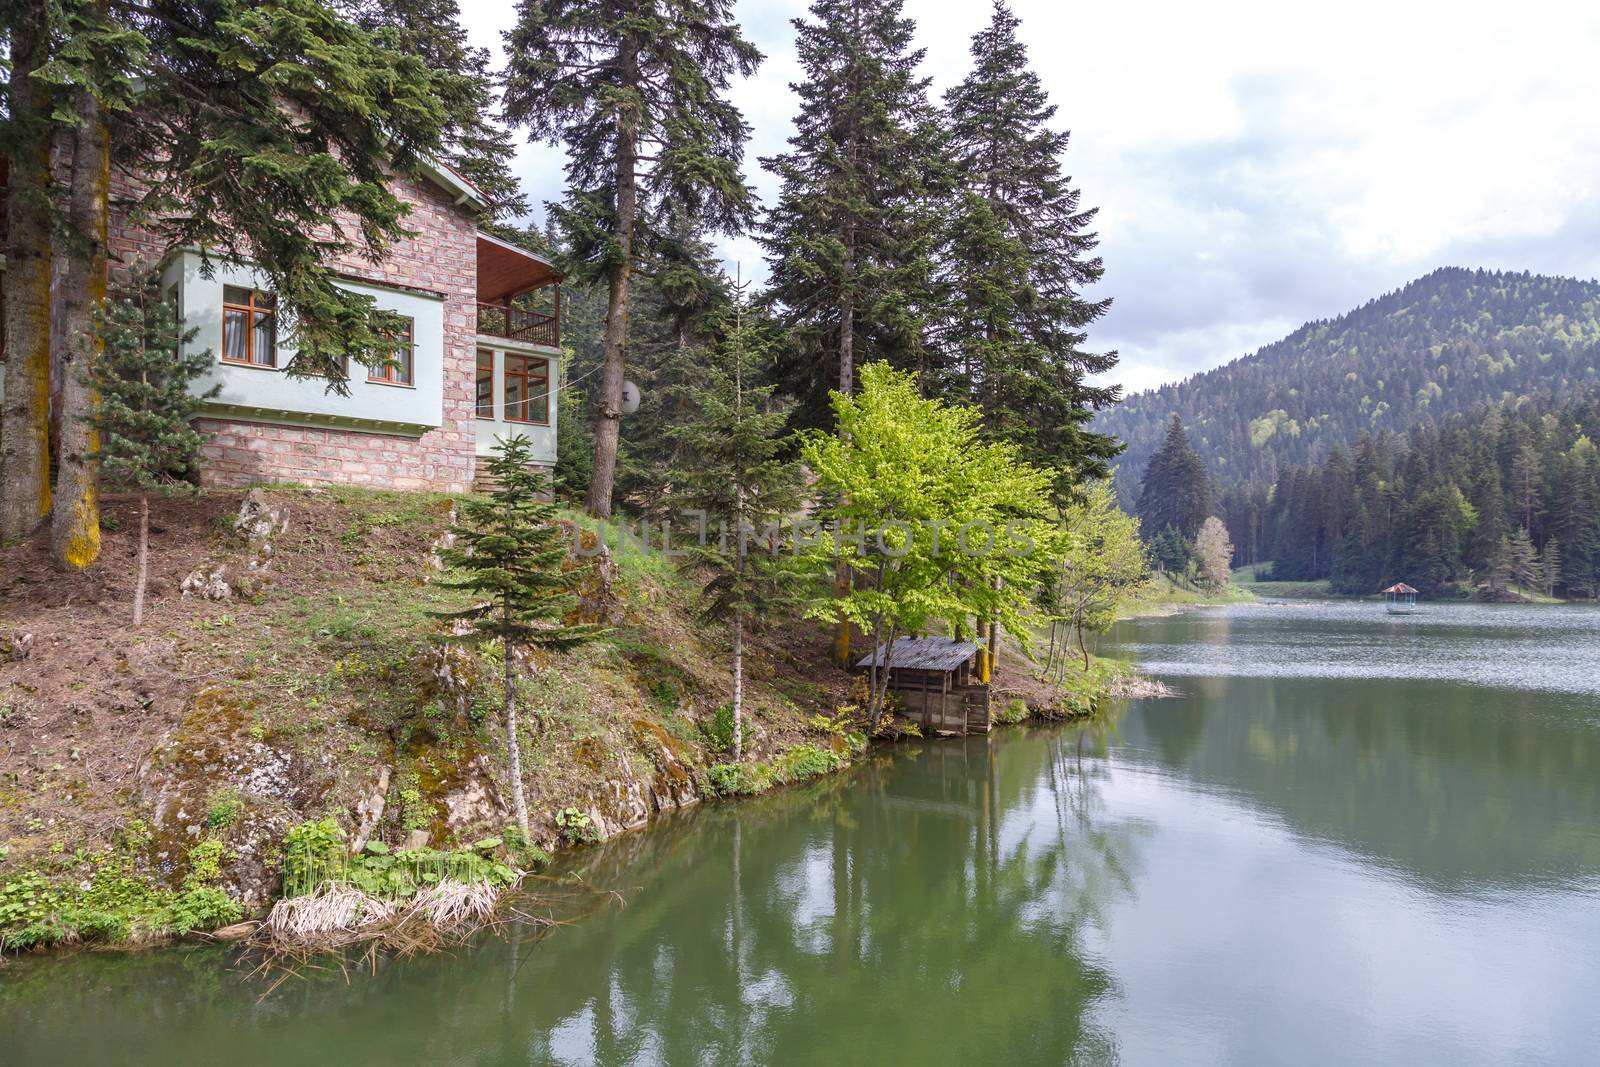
[4,601,1599,1065]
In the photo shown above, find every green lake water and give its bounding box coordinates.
[4,601,1600,1065]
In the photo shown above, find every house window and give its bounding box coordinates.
[503,354,549,424]
[222,285,276,367]
[476,349,495,418]
[368,317,414,386]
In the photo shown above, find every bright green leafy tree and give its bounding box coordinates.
[802,363,1055,718]
[1041,481,1146,675]
[434,437,606,836]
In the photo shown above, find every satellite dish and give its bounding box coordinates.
[620,380,642,415]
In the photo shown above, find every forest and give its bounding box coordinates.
[1102,267,1600,506]
[1214,393,1600,598]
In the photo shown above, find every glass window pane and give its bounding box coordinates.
[223,285,250,307]
[505,361,527,421]
[223,309,248,361]
[396,321,413,384]
[476,351,495,417]
[528,361,549,423]
[252,313,276,366]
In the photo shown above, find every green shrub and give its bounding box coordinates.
[280,817,518,899]
[282,817,347,898]
[167,886,240,934]
[0,837,245,950]
[703,761,776,797]
[995,697,1029,725]
[773,742,840,783]
[555,807,600,845]
[701,703,736,754]
[705,742,842,798]
[205,788,243,830]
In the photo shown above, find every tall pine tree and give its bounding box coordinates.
[939,1,1120,499]
[668,284,805,760]
[340,0,529,218]
[1136,415,1210,541]
[759,0,943,428]
[503,0,762,519]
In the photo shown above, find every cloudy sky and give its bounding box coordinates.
[459,0,1600,395]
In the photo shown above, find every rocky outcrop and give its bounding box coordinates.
[181,490,291,601]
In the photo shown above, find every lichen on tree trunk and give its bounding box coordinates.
[51,80,110,570]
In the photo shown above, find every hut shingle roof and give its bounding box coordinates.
[855,636,979,671]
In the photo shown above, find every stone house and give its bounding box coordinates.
[2,159,562,493]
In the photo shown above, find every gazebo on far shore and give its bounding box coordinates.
[1382,582,1419,615]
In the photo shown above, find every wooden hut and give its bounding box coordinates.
[1382,582,1419,614]
[856,636,991,736]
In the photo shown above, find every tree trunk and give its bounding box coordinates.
[585,36,641,520]
[133,493,150,625]
[504,639,530,839]
[868,624,897,719]
[987,578,1002,680]
[731,611,744,761]
[1,18,55,542]
[830,274,855,666]
[51,81,110,569]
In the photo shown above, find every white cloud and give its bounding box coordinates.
[459,0,1600,393]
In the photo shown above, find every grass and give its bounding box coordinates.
[1231,564,1334,598]
[1120,572,1255,617]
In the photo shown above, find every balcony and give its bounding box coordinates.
[475,230,561,349]
[477,303,558,347]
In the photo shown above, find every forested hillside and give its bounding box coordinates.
[1101,268,1600,501]
[1221,393,1600,598]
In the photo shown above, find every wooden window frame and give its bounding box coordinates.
[475,349,496,420]
[221,286,277,368]
[503,353,550,425]
[367,317,415,387]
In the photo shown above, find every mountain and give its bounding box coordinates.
[1098,267,1600,501]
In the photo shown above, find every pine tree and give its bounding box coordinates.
[1508,527,1540,593]
[503,0,762,519]
[668,284,806,760]
[90,270,218,623]
[611,228,732,519]
[759,0,942,428]
[1539,538,1561,597]
[340,0,528,217]
[1484,534,1514,598]
[434,437,606,836]
[939,1,1119,498]
[1135,416,1210,541]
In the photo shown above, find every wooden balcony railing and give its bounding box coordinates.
[477,302,559,348]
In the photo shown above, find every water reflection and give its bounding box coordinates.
[6,605,1600,1065]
